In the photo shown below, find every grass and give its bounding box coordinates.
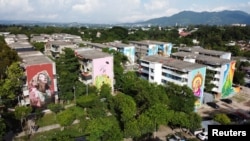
[36,113,58,127]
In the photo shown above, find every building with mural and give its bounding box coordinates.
[139,55,206,109]
[129,40,173,60]
[86,42,136,65]
[74,48,114,93]
[107,43,136,65]
[18,51,57,108]
[171,51,236,99]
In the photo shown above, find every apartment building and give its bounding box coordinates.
[129,40,173,60]
[18,51,58,107]
[171,51,236,99]
[44,41,77,58]
[178,46,231,60]
[86,42,136,65]
[74,48,114,93]
[139,55,206,108]
[107,42,136,65]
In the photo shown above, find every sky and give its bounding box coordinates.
[0,0,250,24]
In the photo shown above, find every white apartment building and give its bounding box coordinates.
[171,51,236,99]
[140,55,206,108]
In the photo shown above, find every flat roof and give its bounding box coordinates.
[18,51,54,66]
[130,40,170,46]
[171,52,231,65]
[48,40,74,46]
[8,42,33,49]
[141,55,205,72]
[108,43,134,48]
[179,46,230,56]
[86,42,108,48]
[75,48,112,59]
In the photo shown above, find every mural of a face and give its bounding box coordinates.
[192,72,203,97]
[29,70,52,107]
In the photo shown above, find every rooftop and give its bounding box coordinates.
[179,46,230,56]
[171,52,231,66]
[18,51,54,66]
[47,40,74,46]
[108,43,134,48]
[8,42,33,49]
[141,55,205,72]
[86,42,108,48]
[129,40,170,46]
[75,48,112,59]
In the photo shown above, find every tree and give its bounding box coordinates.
[32,42,45,53]
[166,83,196,113]
[214,113,231,125]
[56,48,79,101]
[0,118,6,139]
[57,108,76,127]
[86,117,123,141]
[14,106,32,131]
[0,62,24,107]
[47,103,64,120]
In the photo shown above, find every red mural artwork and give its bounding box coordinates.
[26,64,54,107]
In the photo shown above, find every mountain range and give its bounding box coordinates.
[0,10,250,27]
[133,10,250,26]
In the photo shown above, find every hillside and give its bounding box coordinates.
[136,10,250,26]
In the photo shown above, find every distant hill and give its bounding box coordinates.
[134,10,250,26]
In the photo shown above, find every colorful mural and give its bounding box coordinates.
[26,64,55,107]
[166,43,173,56]
[222,61,236,98]
[192,72,203,97]
[148,45,158,56]
[93,57,113,90]
[123,47,135,64]
[189,67,206,110]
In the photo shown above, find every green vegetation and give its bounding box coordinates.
[213,113,231,125]
[1,24,250,140]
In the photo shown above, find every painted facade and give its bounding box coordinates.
[121,46,135,64]
[92,57,114,91]
[188,67,206,109]
[148,45,159,56]
[26,63,56,107]
[222,61,236,98]
[157,43,173,56]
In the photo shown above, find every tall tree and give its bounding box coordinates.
[0,62,24,107]
[56,48,79,101]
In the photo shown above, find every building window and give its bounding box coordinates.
[150,76,154,80]
[151,69,154,73]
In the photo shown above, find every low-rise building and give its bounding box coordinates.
[178,46,231,60]
[129,40,173,60]
[139,55,206,109]
[18,51,57,107]
[45,41,77,58]
[171,51,236,99]
[74,48,114,94]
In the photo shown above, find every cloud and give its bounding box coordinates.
[72,0,101,14]
[0,0,33,15]
[144,0,169,11]
[0,0,249,23]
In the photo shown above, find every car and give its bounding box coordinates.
[220,98,232,104]
[207,102,220,109]
[198,132,208,141]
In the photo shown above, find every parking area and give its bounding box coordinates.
[197,86,250,119]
